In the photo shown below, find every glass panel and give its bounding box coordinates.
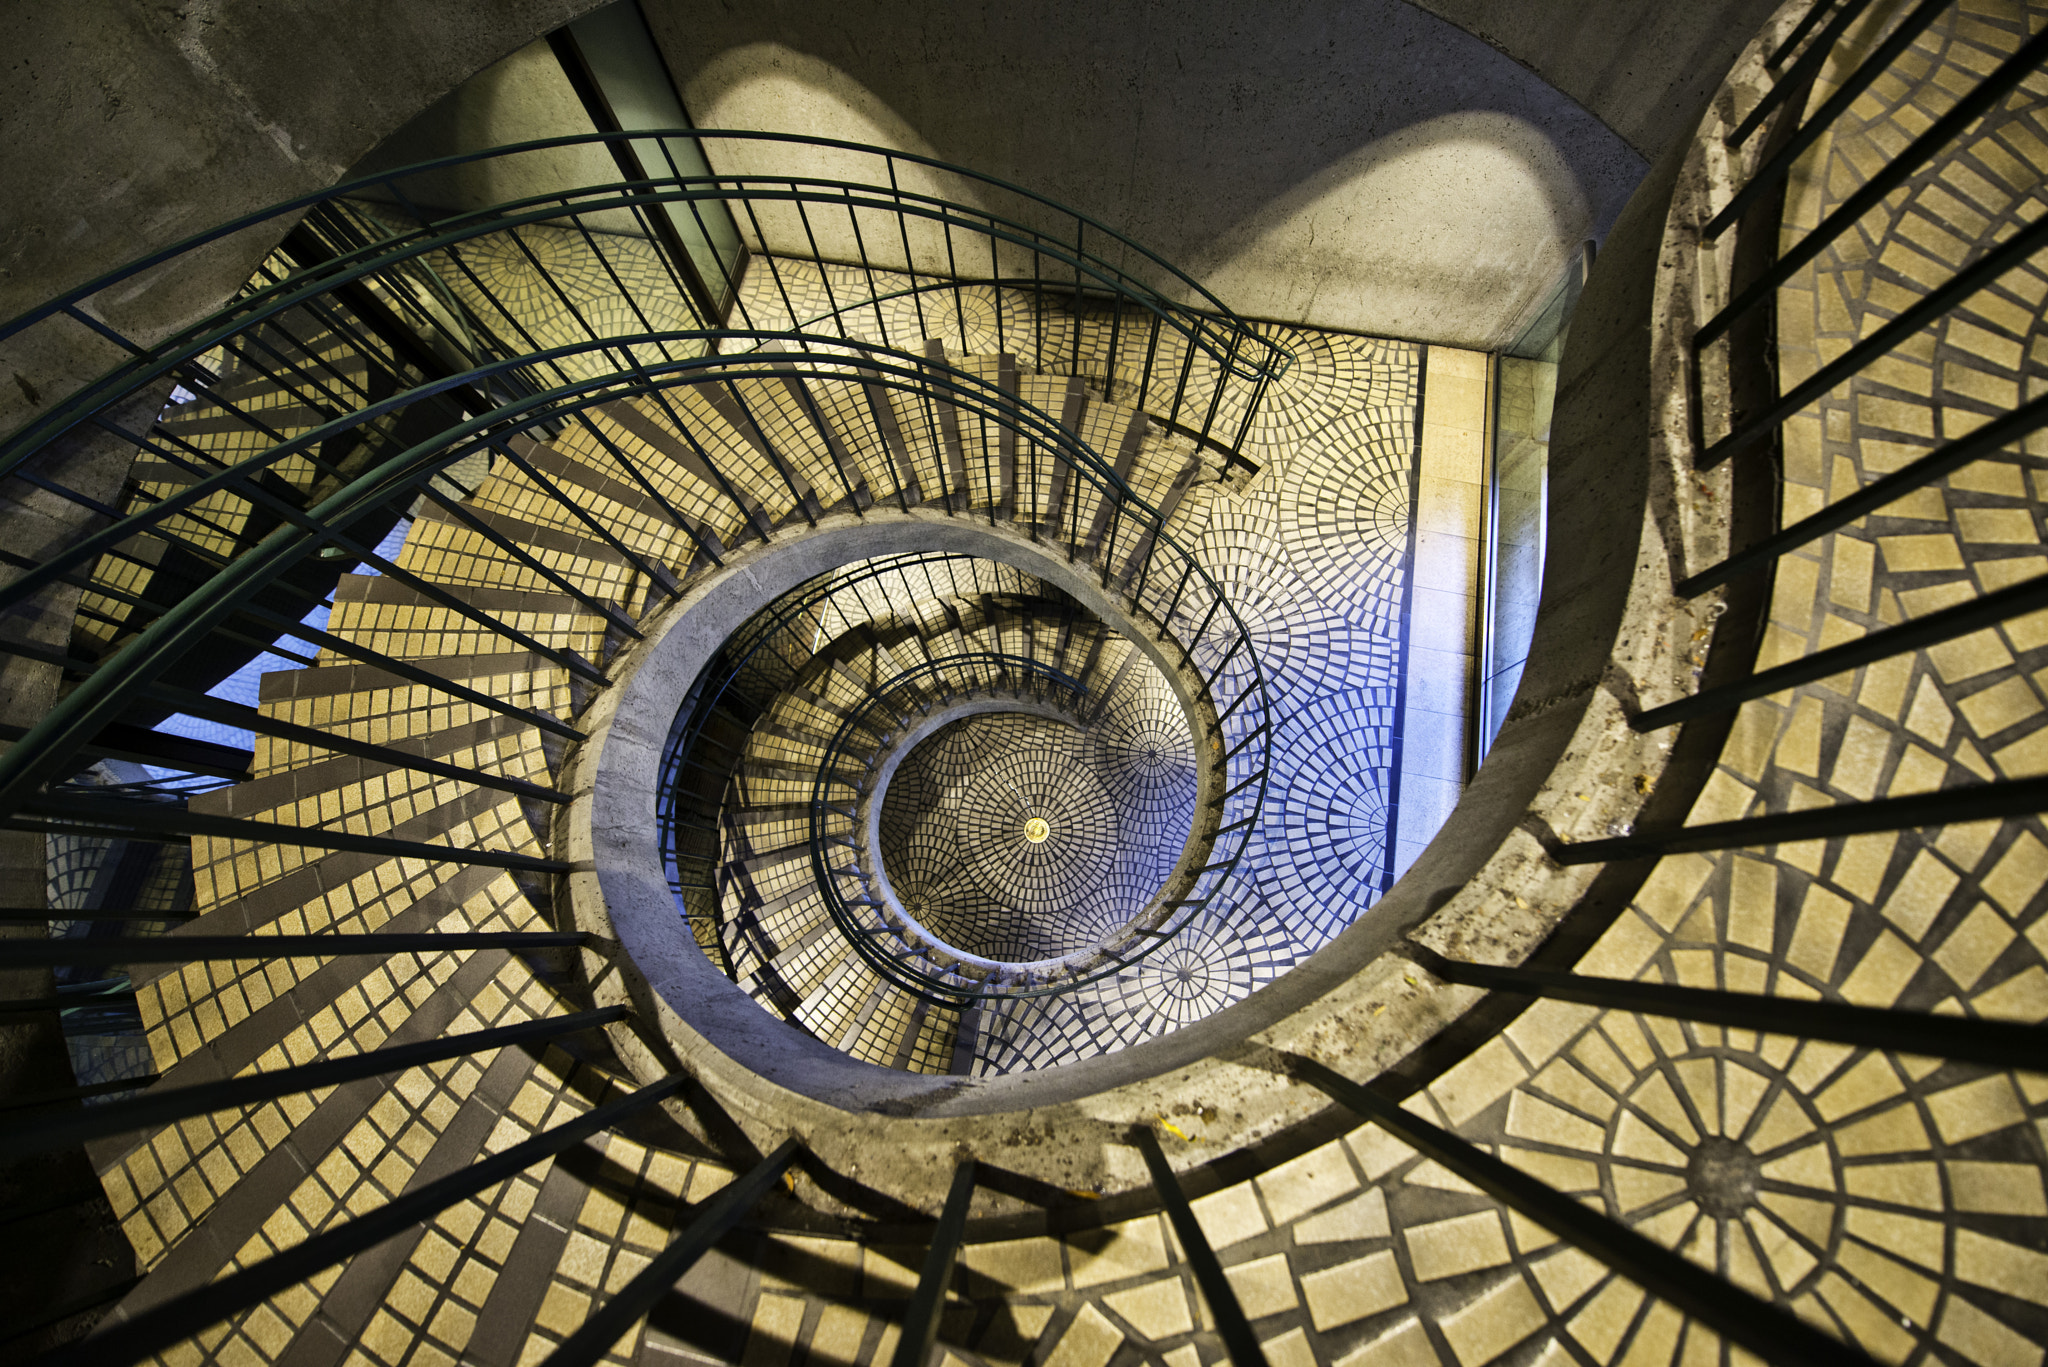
[1477,245,1590,761]
[568,1,748,317]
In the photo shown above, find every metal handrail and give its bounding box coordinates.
[1372,12,2046,1362]
[659,527,1268,1015]
[1,138,1277,1095]
[803,641,1247,1005]
[1,131,1291,470]
[1561,0,2048,870]
[0,334,1268,806]
[0,130,1281,358]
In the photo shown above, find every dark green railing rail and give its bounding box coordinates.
[0,130,1291,475]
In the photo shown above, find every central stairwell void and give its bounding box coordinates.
[661,549,1217,1078]
[0,128,1415,1360]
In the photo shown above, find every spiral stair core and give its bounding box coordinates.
[689,562,1206,1076]
[5,3,2048,1364]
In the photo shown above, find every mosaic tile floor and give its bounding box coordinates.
[879,708,1192,964]
[75,8,2048,1358]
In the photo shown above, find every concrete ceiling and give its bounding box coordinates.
[642,0,1777,347]
[1,0,1785,439]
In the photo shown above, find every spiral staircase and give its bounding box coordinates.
[5,2,2048,1365]
[666,553,1207,1076]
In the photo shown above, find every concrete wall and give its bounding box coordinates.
[0,0,610,446]
[645,0,1671,349]
[346,38,637,231]
[1409,0,1787,162]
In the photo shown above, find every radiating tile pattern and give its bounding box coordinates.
[1192,491,1400,713]
[713,574,1212,1064]
[716,1000,2046,1367]
[1277,410,1425,635]
[1255,688,1404,939]
[878,693,1194,963]
[79,159,1451,1362]
[887,715,1125,958]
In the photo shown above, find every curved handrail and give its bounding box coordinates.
[655,550,1055,933]
[0,334,1160,621]
[0,131,1291,471]
[2,336,1270,930]
[0,130,1278,358]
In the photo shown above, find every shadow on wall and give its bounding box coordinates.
[1187,112,1592,346]
[659,0,1647,348]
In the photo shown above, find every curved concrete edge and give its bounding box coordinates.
[565,513,1263,1204]
[562,63,1758,1202]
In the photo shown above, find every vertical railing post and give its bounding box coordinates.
[1133,1127,1269,1367]
[884,1147,970,1367]
[541,1139,805,1367]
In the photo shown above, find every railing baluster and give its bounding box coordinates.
[1638,569,2048,729]
[889,1159,977,1367]
[0,930,584,969]
[142,681,569,800]
[1410,946,2048,1070]
[1554,775,2048,863]
[1290,1055,1879,1367]
[1133,1127,1269,1367]
[1697,26,2048,347]
[1700,214,2048,470]
[1708,0,1951,238]
[1719,0,1882,153]
[542,1138,805,1367]
[1683,388,2048,592]
[6,793,571,872]
[0,1006,624,1161]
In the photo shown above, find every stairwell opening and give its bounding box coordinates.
[576,526,1234,1097]
[651,549,1216,1077]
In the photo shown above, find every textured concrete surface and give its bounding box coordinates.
[346,37,630,226]
[0,1,609,445]
[1408,0,1787,160]
[653,0,1649,350]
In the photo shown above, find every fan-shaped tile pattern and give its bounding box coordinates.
[877,695,1194,964]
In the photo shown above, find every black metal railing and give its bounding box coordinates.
[0,131,1291,487]
[1396,4,2048,1365]
[1549,0,2048,862]
[0,336,1268,852]
[656,537,1264,1024]
[657,552,1056,977]
[0,140,1282,1093]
